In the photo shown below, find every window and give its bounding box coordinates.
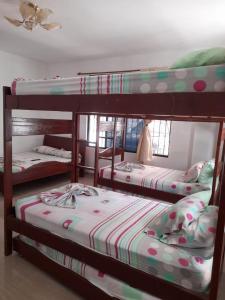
[87,116,171,157]
[150,120,171,156]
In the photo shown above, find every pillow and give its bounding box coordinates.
[144,191,211,238]
[33,145,72,159]
[171,47,225,69]
[160,206,218,249]
[183,161,205,183]
[198,159,215,184]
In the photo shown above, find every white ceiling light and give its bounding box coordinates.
[4,0,62,31]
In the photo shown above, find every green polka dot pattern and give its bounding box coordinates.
[174,81,187,91]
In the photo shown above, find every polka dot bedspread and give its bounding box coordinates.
[12,64,225,95]
[100,163,212,196]
[15,184,212,297]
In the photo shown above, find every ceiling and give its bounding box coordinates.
[0,0,225,63]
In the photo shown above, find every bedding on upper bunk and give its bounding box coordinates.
[15,184,213,292]
[99,163,212,196]
[0,151,71,173]
[12,64,225,95]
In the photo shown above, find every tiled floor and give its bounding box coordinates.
[0,174,224,300]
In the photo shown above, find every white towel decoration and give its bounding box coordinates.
[115,161,145,172]
[40,184,98,209]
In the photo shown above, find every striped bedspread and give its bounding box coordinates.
[15,184,212,292]
[99,163,212,196]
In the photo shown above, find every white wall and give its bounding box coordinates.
[190,122,219,165]
[47,52,180,78]
[0,50,47,155]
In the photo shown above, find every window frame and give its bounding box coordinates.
[87,116,171,158]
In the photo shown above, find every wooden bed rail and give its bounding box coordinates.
[5,91,225,119]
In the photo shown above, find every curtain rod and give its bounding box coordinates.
[77,67,168,76]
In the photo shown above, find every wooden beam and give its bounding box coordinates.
[5,93,225,119]
[12,117,72,136]
[3,87,13,256]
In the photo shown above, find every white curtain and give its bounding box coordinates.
[136,119,153,164]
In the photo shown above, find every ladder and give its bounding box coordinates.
[72,113,127,187]
[94,115,127,186]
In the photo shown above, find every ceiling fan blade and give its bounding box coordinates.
[19,0,36,19]
[4,16,23,27]
[36,8,53,24]
[41,23,62,31]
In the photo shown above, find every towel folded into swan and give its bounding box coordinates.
[114,161,145,172]
[40,184,98,209]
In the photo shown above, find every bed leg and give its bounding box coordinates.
[4,228,13,256]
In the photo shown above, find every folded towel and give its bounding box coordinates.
[40,184,98,209]
[115,161,145,172]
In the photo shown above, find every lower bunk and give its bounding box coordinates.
[98,161,213,202]
[9,184,219,300]
[13,237,117,300]
[15,236,158,300]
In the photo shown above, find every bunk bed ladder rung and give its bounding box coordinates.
[76,165,95,171]
[98,157,113,161]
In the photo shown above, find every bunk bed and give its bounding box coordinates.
[95,116,225,203]
[0,134,87,193]
[3,63,225,300]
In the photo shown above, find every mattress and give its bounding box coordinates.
[19,235,159,300]
[12,64,225,95]
[99,163,211,196]
[15,184,212,292]
[0,151,71,173]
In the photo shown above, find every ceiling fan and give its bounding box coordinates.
[4,0,62,31]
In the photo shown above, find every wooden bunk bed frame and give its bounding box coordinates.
[0,132,87,194]
[3,85,225,300]
[95,115,225,203]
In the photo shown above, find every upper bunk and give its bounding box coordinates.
[4,63,225,119]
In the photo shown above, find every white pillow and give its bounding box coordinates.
[33,145,72,159]
[183,161,205,183]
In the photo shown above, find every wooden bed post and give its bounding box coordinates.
[94,115,100,186]
[217,133,225,202]
[121,117,127,161]
[3,87,13,256]
[111,117,117,181]
[211,121,224,204]
[71,112,80,182]
[209,144,225,299]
